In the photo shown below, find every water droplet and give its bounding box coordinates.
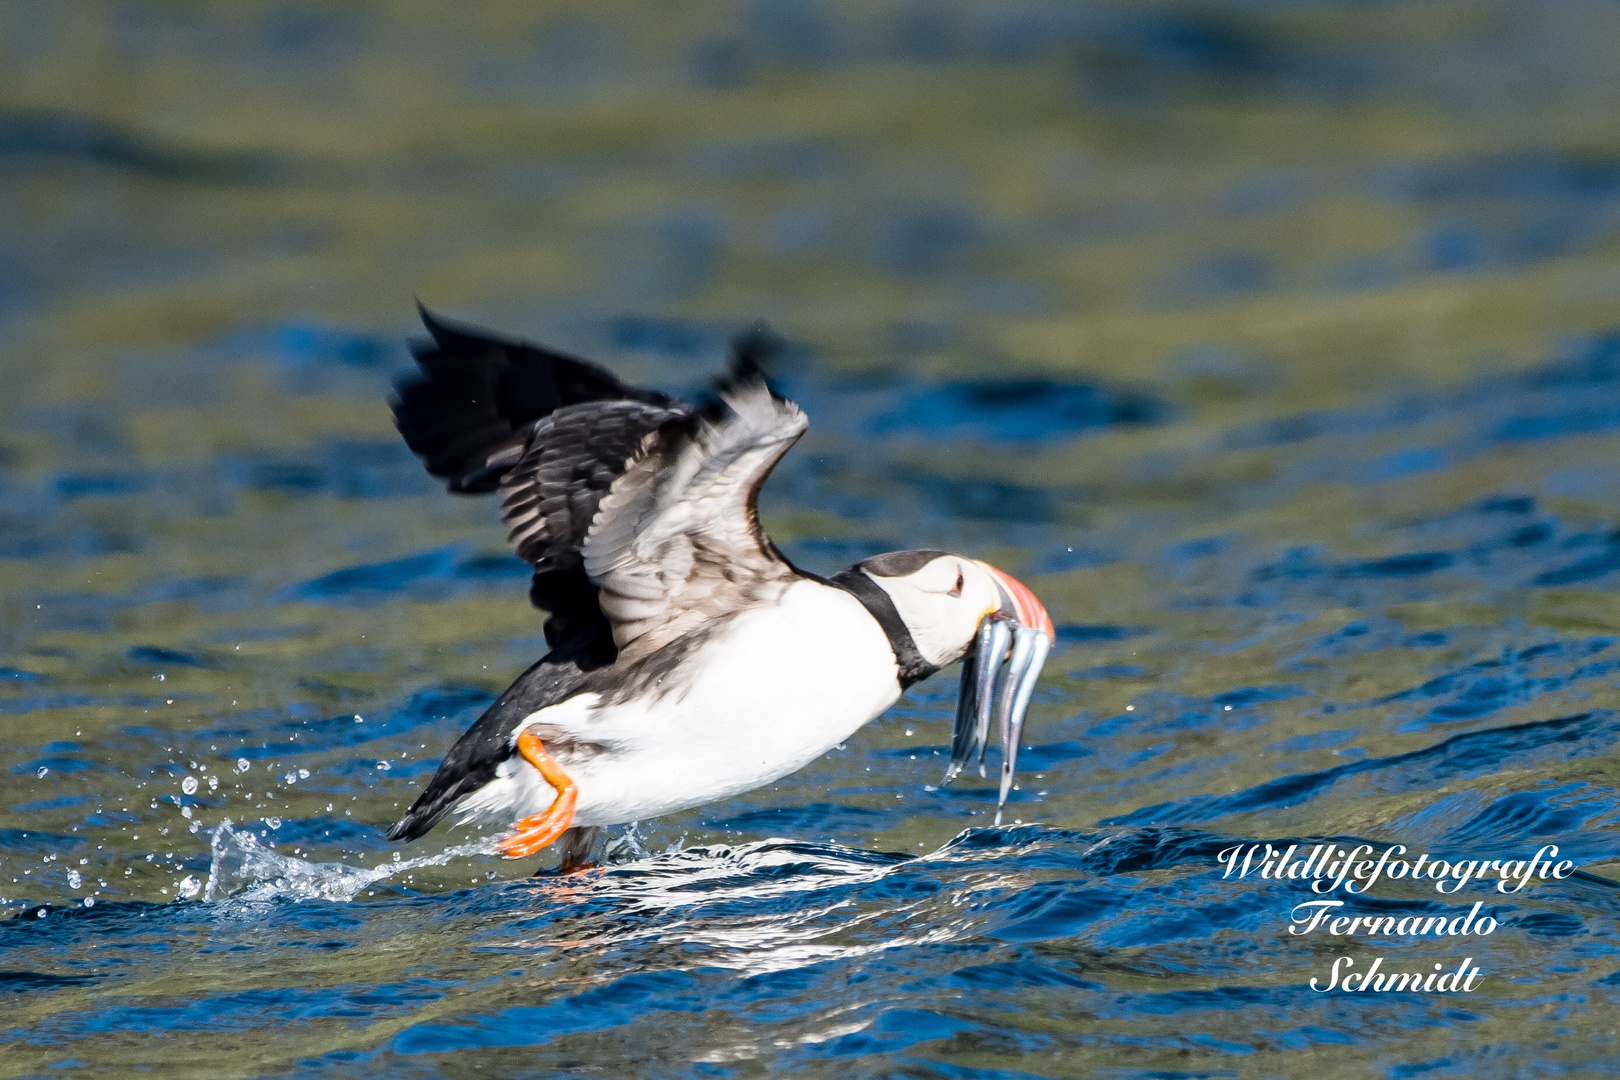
[67,870,81,889]
[181,776,198,795]
[208,776,218,791]
[392,851,401,863]
[83,897,94,907]
[298,768,309,780]
[35,766,48,779]
[181,805,193,819]
[265,816,282,829]
[178,875,201,899]
[376,760,391,771]
[236,758,250,773]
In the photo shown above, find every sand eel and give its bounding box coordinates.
[385,308,1055,870]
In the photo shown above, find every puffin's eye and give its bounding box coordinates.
[948,568,964,598]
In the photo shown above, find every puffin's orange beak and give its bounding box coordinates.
[948,562,1055,825]
[974,560,1055,638]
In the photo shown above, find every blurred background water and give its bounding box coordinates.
[2,1,1620,1076]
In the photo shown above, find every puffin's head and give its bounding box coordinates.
[856,550,1055,821]
[858,550,1052,667]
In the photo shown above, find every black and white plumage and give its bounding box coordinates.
[386,308,1054,867]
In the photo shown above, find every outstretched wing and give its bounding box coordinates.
[390,306,689,648]
[495,398,684,647]
[583,362,808,655]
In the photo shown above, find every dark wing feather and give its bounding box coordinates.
[498,400,684,572]
[393,305,675,494]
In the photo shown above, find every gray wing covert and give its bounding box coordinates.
[582,373,808,654]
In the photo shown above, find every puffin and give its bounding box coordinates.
[385,308,1055,871]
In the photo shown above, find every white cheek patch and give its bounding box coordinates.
[870,563,989,667]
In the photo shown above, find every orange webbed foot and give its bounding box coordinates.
[496,732,578,859]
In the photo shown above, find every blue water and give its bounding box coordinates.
[4,2,1620,1076]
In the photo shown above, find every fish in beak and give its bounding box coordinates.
[945,562,1055,824]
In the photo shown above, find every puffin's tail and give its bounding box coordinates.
[386,644,599,844]
[386,783,463,843]
[386,772,481,843]
[385,710,510,843]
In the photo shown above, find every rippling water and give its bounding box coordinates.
[4,2,1620,1076]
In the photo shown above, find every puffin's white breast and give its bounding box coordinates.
[461,578,902,829]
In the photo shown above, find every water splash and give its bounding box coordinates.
[600,821,655,864]
[202,820,495,903]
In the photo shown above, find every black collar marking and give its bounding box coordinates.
[828,567,939,689]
